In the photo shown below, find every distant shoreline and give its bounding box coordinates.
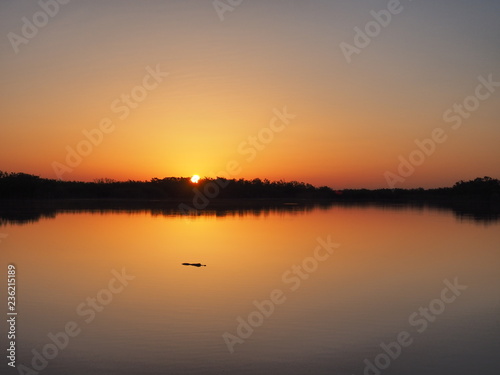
[0,173,498,225]
[0,172,498,200]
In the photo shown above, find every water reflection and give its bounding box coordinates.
[0,199,498,226]
[1,202,498,375]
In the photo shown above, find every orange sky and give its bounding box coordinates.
[1,0,499,188]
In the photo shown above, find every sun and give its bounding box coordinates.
[190,175,200,183]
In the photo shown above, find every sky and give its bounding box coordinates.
[0,0,499,189]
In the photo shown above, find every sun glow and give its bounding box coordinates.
[191,175,200,183]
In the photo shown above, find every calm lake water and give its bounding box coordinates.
[1,204,499,374]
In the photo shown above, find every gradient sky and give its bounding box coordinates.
[1,0,499,188]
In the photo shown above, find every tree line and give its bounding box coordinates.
[0,171,498,202]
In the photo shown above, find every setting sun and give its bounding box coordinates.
[191,175,200,183]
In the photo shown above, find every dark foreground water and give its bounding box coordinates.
[1,203,499,374]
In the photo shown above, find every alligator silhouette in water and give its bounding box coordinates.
[182,263,206,267]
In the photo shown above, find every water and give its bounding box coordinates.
[1,204,499,374]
